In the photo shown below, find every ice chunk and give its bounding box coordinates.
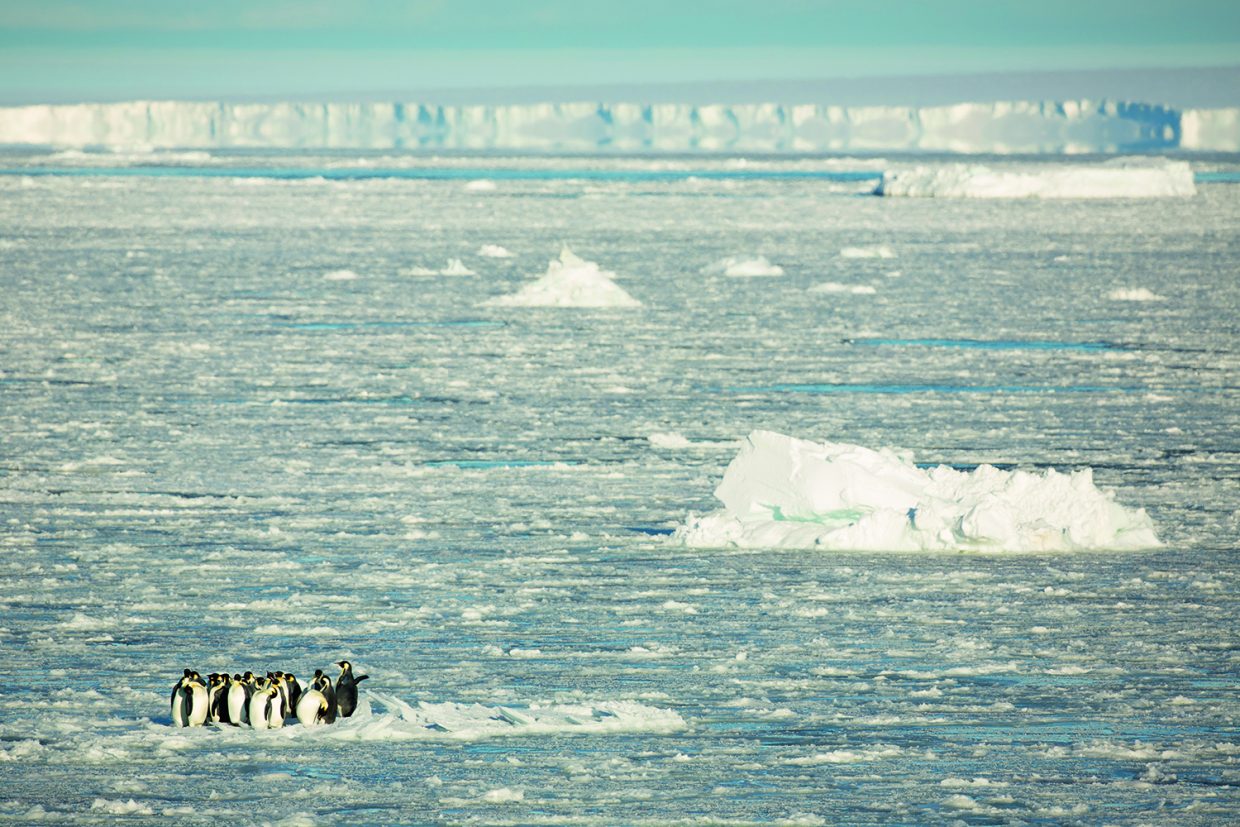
[808,282,877,295]
[1108,287,1164,302]
[676,430,1160,551]
[877,160,1196,198]
[323,269,360,281]
[440,258,475,276]
[477,244,514,258]
[702,256,785,277]
[483,246,641,308]
[839,245,896,259]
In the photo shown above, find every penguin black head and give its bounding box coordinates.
[233,674,241,681]
[183,668,192,678]
[337,661,350,671]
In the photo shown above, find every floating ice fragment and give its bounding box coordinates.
[702,255,784,277]
[440,258,475,276]
[839,244,896,259]
[1107,287,1164,302]
[676,430,1160,552]
[877,159,1196,198]
[465,179,497,191]
[808,282,877,295]
[483,246,641,308]
[477,244,514,258]
[649,432,692,449]
[323,269,359,281]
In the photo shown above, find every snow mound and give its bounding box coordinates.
[839,245,896,259]
[1108,287,1164,302]
[809,282,877,295]
[323,269,359,281]
[404,259,476,276]
[702,256,785,277]
[477,244,514,258]
[877,160,1196,199]
[676,430,1160,552]
[483,246,641,308]
[321,692,685,741]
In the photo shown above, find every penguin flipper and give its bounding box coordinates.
[355,675,369,683]
[181,689,192,728]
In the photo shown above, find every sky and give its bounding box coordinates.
[1,0,1238,103]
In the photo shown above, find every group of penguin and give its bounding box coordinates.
[170,660,368,729]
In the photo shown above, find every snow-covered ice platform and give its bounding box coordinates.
[877,159,1197,198]
[677,431,1161,552]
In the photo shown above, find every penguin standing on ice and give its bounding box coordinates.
[207,674,229,725]
[312,670,337,724]
[248,679,284,729]
[295,679,331,726]
[170,669,209,727]
[334,661,368,718]
[282,673,301,720]
[226,674,249,726]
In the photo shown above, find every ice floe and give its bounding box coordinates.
[1108,287,1165,302]
[701,255,785,277]
[483,246,641,308]
[676,430,1160,552]
[809,282,877,295]
[403,259,477,276]
[477,244,514,258]
[876,159,1196,198]
[839,244,896,259]
[322,268,360,281]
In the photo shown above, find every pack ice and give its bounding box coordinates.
[483,246,641,308]
[676,431,1160,552]
[876,159,1196,198]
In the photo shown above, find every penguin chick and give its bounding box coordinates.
[334,661,369,719]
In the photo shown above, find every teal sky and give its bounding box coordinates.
[1,0,1238,102]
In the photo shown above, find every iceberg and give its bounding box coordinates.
[676,430,1160,552]
[483,246,641,308]
[701,256,785,277]
[876,159,1196,198]
[1,99,1236,154]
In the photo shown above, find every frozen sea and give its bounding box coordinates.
[1,151,1238,825]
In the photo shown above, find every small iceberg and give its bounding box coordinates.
[809,282,877,295]
[483,246,641,308]
[477,244,514,258]
[1108,287,1164,302]
[403,259,477,276]
[702,255,784,277]
[876,159,1196,199]
[839,245,896,259]
[676,430,1160,552]
[323,268,360,281]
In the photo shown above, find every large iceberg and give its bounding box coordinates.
[0,99,1236,154]
[676,431,1160,552]
[876,159,1196,198]
[483,246,641,308]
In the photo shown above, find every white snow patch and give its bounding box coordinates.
[649,432,692,449]
[839,244,896,259]
[465,179,497,191]
[702,255,785,277]
[483,246,641,308]
[809,282,877,295]
[676,430,1161,552]
[877,159,1196,198]
[785,745,903,764]
[1108,287,1164,302]
[91,799,154,816]
[477,244,514,258]
[481,787,524,803]
[323,269,360,281]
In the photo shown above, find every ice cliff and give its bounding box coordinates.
[676,431,1160,552]
[0,99,1236,153]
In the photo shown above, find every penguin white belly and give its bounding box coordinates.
[187,683,209,727]
[296,690,327,726]
[227,685,248,725]
[171,685,188,727]
[266,692,285,728]
[249,692,272,729]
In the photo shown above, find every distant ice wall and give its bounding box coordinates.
[0,99,1236,153]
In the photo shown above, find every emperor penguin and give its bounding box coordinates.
[248,679,284,729]
[282,672,301,720]
[207,673,229,725]
[295,682,331,726]
[171,669,209,727]
[313,670,337,724]
[334,661,368,718]
[226,674,249,726]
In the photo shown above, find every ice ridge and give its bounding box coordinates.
[1,99,1237,153]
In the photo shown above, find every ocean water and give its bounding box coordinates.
[1,153,1238,825]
